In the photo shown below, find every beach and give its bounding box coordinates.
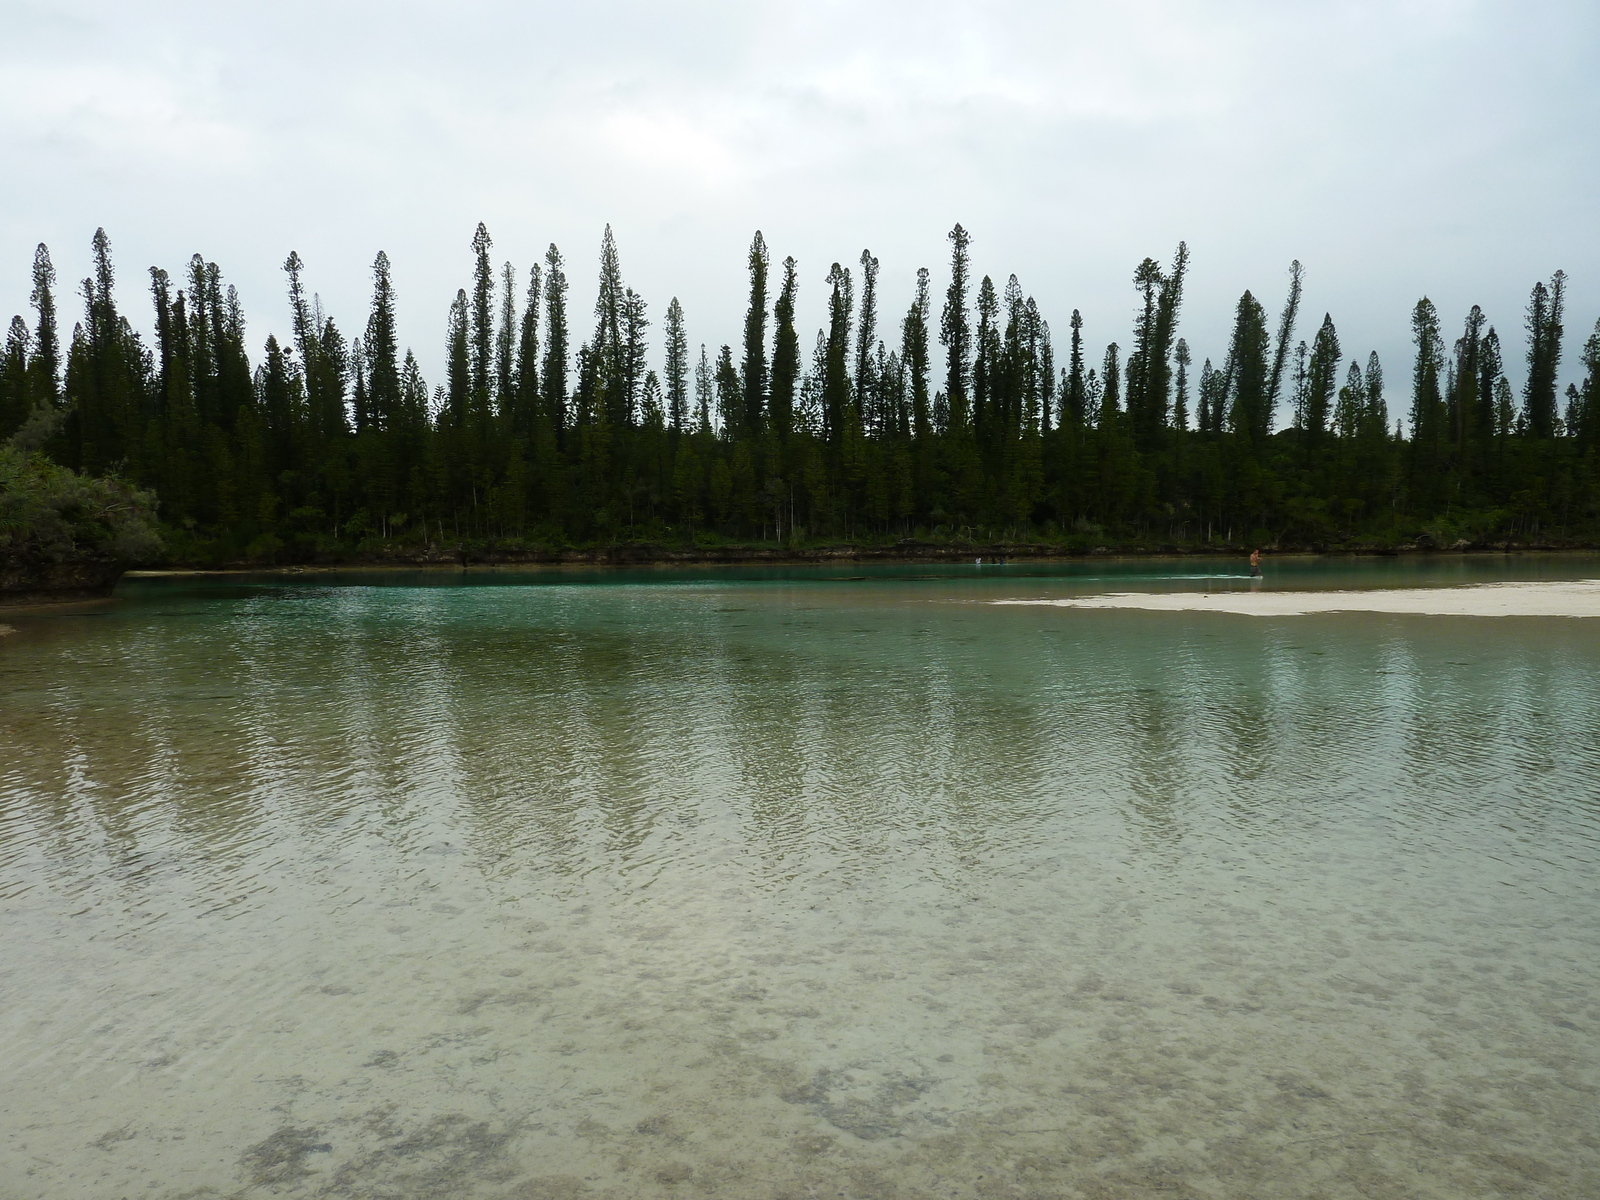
[993,577,1600,617]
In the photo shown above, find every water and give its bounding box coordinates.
[3,558,1598,1199]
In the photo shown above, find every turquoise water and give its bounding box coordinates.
[2,558,1598,1198]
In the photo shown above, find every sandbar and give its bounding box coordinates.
[993,578,1600,618]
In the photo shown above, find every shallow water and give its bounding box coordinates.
[3,558,1599,1199]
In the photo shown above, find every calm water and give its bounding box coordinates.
[3,558,1598,1199]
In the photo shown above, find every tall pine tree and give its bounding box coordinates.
[1522,271,1566,438]
[941,224,972,431]
[770,261,799,440]
[742,232,769,435]
[664,297,689,434]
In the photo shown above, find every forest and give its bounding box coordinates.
[2,222,1598,567]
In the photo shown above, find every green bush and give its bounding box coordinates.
[0,443,162,566]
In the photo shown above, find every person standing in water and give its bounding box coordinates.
[1249,548,1262,577]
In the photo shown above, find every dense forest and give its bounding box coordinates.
[2,223,1598,565]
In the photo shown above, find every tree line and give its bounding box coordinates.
[2,224,1598,561]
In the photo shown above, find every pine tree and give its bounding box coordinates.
[259,333,296,474]
[1304,314,1340,440]
[1125,257,1162,438]
[1083,368,1103,428]
[514,263,542,438]
[1289,342,1310,432]
[150,330,197,522]
[1365,352,1387,431]
[1223,291,1271,441]
[351,338,371,434]
[902,267,931,439]
[446,289,470,426]
[313,315,351,443]
[823,262,853,442]
[1266,260,1304,424]
[147,266,176,416]
[770,260,799,439]
[218,282,252,427]
[1522,271,1566,438]
[1408,299,1448,504]
[542,245,569,435]
[496,260,517,420]
[1494,377,1515,440]
[1,316,29,438]
[1034,301,1054,436]
[67,229,149,475]
[366,252,401,433]
[622,288,649,427]
[1099,343,1121,429]
[1065,309,1085,425]
[855,249,879,423]
[1000,276,1027,438]
[1572,318,1600,449]
[1334,360,1365,440]
[800,332,827,436]
[1196,359,1217,433]
[640,370,664,430]
[281,251,348,447]
[1478,327,1504,441]
[184,256,216,431]
[593,225,626,426]
[694,344,714,434]
[1409,300,1444,433]
[715,345,740,433]
[469,224,495,434]
[742,232,769,434]
[941,224,972,430]
[28,244,60,408]
[400,350,430,433]
[1451,305,1486,451]
[664,297,689,434]
[973,275,998,442]
[1142,241,1188,444]
[1172,339,1191,432]
[283,250,317,370]
[14,222,1599,559]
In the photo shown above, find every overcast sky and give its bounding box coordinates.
[3,0,1597,414]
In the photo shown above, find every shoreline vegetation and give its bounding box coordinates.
[3,223,1598,603]
[0,416,160,604]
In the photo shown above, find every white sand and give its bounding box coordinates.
[994,578,1600,617]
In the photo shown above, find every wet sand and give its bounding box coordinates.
[995,578,1600,617]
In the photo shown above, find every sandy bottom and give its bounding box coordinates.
[8,836,1598,1200]
[994,578,1600,617]
[5,579,1599,1198]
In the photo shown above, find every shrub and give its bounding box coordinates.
[0,444,162,566]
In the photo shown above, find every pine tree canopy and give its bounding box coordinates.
[2,224,1593,559]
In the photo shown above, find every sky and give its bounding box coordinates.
[3,0,1597,416]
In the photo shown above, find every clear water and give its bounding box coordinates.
[3,558,1598,1199]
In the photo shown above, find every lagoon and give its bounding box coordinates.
[3,558,1598,1198]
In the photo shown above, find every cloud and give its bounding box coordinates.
[1,0,1595,405]
[0,62,252,167]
